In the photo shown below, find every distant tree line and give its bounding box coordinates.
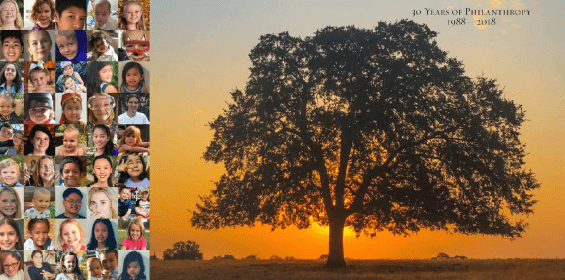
[163,240,203,260]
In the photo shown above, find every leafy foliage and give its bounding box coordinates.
[163,240,203,260]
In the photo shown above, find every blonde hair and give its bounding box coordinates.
[32,156,55,187]
[0,158,20,185]
[57,219,84,248]
[119,1,147,30]
[118,126,141,147]
[32,187,50,200]
[29,67,53,85]
[0,93,15,108]
[126,218,145,241]
[0,0,23,30]
[88,187,118,218]
[64,124,79,138]
[88,93,115,124]
[27,30,53,61]
[0,187,21,219]
[56,30,77,41]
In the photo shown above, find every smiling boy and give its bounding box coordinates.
[118,94,149,124]
[0,31,23,62]
[56,187,85,219]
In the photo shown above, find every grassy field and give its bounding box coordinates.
[150,259,565,280]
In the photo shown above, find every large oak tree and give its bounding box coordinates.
[191,20,539,268]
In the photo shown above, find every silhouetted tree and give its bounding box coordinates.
[163,240,202,260]
[191,20,539,268]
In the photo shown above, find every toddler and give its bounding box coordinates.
[92,0,118,30]
[88,31,117,61]
[24,188,51,219]
[120,30,149,61]
[59,125,85,156]
[30,0,56,30]
[119,251,146,280]
[57,61,85,92]
[119,63,148,93]
[56,251,85,280]
[119,0,147,30]
[0,94,20,124]
[27,250,56,280]
[28,61,55,93]
[0,0,23,30]
[4,130,22,155]
[120,218,146,250]
[54,0,87,30]
[100,250,118,280]
[24,93,56,124]
[118,126,149,155]
[24,219,54,250]
[135,188,149,219]
[57,218,85,250]
[62,75,86,94]
[118,187,132,218]
[87,257,104,280]
[0,158,23,187]
[0,218,22,250]
[0,124,13,154]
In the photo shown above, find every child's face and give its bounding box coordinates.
[29,221,49,248]
[90,191,110,217]
[100,252,117,272]
[94,221,108,244]
[2,254,18,278]
[39,158,54,182]
[94,39,109,55]
[0,98,12,117]
[93,158,112,183]
[37,4,52,28]
[129,223,141,241]
[63,254,77,273]
[32,193,51,212]
[126,96,139,112]
[93,127,109,149]
[99,64,113,83]
[0,2,16,25]
[124,31,149,61]
[62,163,81,187]
[3,63,16,82]
[31,130,50,154]
[88,259,103,278]
[0,192,16,218]
[125,133,137,146]
[139,192,148,201]
[63,192,82,215]
[127,261,140,279]
[63,65,74,75]
[63,99,81,124]
[123,3,142,25]
[55,35,78,60]
[0,223,18,250]
[94,2,111,27]
[61,224,81,249]
[64,77,76,89]
[55,7,86,30]
[91,96,111,123]
[2,36,22,62]
[30,71,49,90]
[63,130,79,153]
[126,69,143,90]
[28,31,52,61]
[11,133,22,146]
[120,188,130,200]
[29,101,51,124]
[0,164,18,186]
[0,126,12,142]
[126,155,143,179]
[32,253,43,267]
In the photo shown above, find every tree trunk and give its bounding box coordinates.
[325,215,347,268]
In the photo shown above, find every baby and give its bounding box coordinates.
[88,31,117,61]
[62,75,86,93]
[59,125,84,156]
[24,188,51,219]
[87,257,104,280]
[93,0,118,30]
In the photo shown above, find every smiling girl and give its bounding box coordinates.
[30,0,56,30]
[118,153,148,188]
[87,218,117,250]
[117,126,148,155]
[0,251,23,280]
[56,251,85,280]
[24,219,54,250]
[0,218,22,250]
[57,219,85,250]
[25,125,55,156]
[86,62,117,93]
[0,0,23,30]
[120,218,146,250]
[89,155,114,188]
[89,124,117,156]
[0,187,21,219]
[30,156,55,187]
[0,63,23,93]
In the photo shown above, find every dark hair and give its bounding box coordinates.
[87,219,117,250]
[0,63,22,92]
[126,94,139,103]
[118,153,147,183]
[60,156,84,174]
[0,31,23,46]
[62,187,83,200]
[0,219,23,250]
[86,62,113,93]
[31,250,42,259]
[55,0,86,16]
[24,125,54,155]
[119,251,146,280]
[0,251,23,275]
[93,124,115,155]
[120,62,145,90]
[93,155,113,186]
[60,251,83,276]
[0,124,11,131]
[88,31,111,50]
[27,219,50,232]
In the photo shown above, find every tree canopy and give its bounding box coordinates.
[191,20,539,267]
[163,240,203,260]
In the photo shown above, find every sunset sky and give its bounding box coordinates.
[150,0,564,259]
